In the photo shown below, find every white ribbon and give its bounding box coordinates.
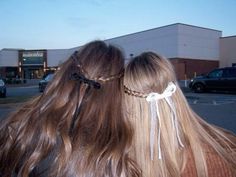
[146,82,184,160]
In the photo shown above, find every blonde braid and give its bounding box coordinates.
[124,85,147,98]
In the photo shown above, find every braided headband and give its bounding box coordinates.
[71,70,123,89]
[124,85,147,98]
[124,82,184,160]
[70,51,123,89]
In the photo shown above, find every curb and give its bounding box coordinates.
[6,84,38,88]
[0,102,23,108]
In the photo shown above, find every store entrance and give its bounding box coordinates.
[22,66,44,79]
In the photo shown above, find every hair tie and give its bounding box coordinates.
[146,82,184,160]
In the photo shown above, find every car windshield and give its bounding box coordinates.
[44,74,54,81]
[208,69,223,78]
[0,79,5,86]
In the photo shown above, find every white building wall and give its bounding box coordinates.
[0,49,18,66]
[0,24,224,68]
[47,49,73,67]
[106,23,221,61]
[220,36,236,67]
[177,24,222,60]
[106,24,179,60]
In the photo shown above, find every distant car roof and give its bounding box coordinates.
[44,73,54,81]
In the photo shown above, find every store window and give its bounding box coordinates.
[22,51,44,65]
[19,50,47,79]
[22,57,44,65]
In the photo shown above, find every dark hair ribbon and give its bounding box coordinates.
[71,73,101,89]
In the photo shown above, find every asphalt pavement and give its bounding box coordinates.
[0,83,236,134]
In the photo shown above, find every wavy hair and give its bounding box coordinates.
[0,40,140,177]
[124,52,236,177]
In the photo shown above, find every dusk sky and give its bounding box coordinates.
[0,0,236,50]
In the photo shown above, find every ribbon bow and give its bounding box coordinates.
[71,73,101,89]
[146,82,176,101]
[146,82,184,160]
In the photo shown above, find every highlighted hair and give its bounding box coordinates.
[0,41,140,177]
[124,52,236,177]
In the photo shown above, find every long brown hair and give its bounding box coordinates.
[0,40,140,177]
[124,52,236,177]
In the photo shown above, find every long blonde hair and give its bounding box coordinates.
[124,52,236,177]
[0,40,140,177]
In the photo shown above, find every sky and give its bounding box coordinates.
[0,0,236,50]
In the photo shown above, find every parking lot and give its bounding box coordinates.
[0,85,236,134]
[0,85,39,120]
[185,91,236,133]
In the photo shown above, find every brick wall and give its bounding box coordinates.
[170,58,219,80]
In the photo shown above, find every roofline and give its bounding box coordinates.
[175,23,222,33]
[169,57,219,62]
[18,49,47,51]
[220,35,236,39]
[1,48,24,51]
[1,23,223,50]
[105,23,222,41]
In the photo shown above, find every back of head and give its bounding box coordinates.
[0,40,140,177]
[124,52,236,177]
[125,52,176,94]
[124,52,184,177]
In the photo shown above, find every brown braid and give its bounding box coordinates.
[77,64,123,83]
[77,63,88,76]
[72,49,123,83]
[124,85,147,98]
[95,71,124,82]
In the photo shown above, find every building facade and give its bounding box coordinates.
[18,50,47,79]
[106,23,221,79]
[220,36,236,67]
[0,23,235,80]
[0,49,19,80]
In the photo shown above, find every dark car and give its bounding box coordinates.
[0,79,6,98]
[39,73,54,92]
[189,67,236,93]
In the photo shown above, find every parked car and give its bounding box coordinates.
[189,67,236,93]
[0,79,6,98]
[39,73,54,92]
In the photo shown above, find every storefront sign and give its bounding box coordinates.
[22,51,44,57]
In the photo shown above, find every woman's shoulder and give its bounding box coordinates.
[204,146,235,177]
[182,140,236,177]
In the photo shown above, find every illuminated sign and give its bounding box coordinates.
[20,51,46,65]
[22,51,44,57]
